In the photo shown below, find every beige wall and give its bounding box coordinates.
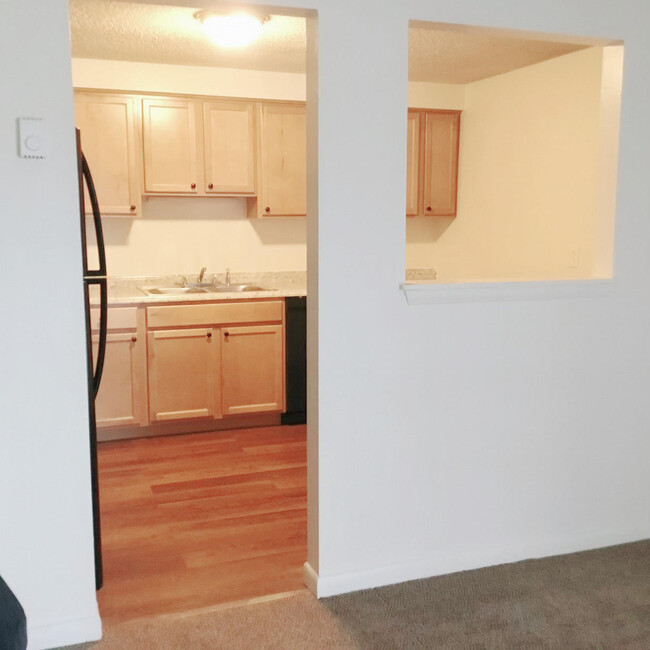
[406,46,615,282]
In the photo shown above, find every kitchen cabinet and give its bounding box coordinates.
[406,111,421,217]
[145,300,285,424]
[221,325,284,415]
[91,307,147,429]
[203,100,256,195]
[142,97,201,194]
[407,109,461,217]
[147,327,221,422]
[249,102,307,217]
[74,92,140,216]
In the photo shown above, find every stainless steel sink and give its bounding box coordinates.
[207,284,273,293]
[141,287,209,295]
[140,283,275,296]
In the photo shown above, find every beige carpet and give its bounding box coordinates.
[69,540,650,649]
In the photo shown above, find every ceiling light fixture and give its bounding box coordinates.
[194,10,269,47]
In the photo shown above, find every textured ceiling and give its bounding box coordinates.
[70,0,590,83]
[69,0,306,73]
[408,28,588,84]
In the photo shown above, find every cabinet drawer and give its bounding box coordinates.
[146,300,283,328]
[91,306,138,331]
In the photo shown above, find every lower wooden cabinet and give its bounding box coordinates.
[92,307,147,428]
[147,327,222,422]
[145,300,285,425]
[221,325,284,415]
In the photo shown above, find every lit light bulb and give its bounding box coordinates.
[202,14,264,47]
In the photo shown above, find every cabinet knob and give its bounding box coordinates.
[426,206,432,212]
[131,336,137,343]
[130,205,136,212]
[208,183,214,189]
[224,331,229,338]
[265,207,270,213]
[191,183,196,189]
[206,332,212,338]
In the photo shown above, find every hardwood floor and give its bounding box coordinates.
[96,425,307,624]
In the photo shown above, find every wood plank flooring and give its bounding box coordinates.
[96,425,307,624]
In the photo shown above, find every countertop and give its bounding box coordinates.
[94,272,307,306]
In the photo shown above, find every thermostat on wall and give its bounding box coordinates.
[18,117,47,159]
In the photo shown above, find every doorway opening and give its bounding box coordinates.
[69,0,314,623]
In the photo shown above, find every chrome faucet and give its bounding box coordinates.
[198,267,207,284]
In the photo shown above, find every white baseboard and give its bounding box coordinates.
[27,613,102,650]
[304,529,650,599]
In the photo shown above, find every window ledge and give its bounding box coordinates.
[401,278,617,305]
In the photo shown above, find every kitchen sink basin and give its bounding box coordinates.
[141,287,209,295]
[207,284,273,293]
[140,284,275,296]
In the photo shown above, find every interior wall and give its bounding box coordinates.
[0,3,101,648]
[406,46,607,281]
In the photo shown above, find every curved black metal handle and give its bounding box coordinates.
[81,153,107,277]
[92,278,108,397]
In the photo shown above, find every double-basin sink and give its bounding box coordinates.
[140,283,274,296]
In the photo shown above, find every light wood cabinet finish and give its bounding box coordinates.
[145,299,285,426]
[147,327,221,422]
[203,100,256,195]
[92,307,147,430]
[94,333,147,427]
[423,111,461,216]
[221,325,284,415]
[406,110,421,217]
[74,92,140,215]
[146,300,283,329]
[142,97,200,194]
[407,109,461,217]
[250,103,307,217]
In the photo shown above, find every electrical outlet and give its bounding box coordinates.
[569,248,580,269]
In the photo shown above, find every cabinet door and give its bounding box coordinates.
[204,100,256,195]
[422,111,460,216]
[406,111,421,217]
[142,98,200,194]
[93,332,147,427]
[74,93,139,215]
[148,328,221,422]
[221,325,284,415]
[257,103,306,216]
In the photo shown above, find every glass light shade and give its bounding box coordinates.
[202,14,264,47]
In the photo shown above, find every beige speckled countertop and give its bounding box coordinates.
[94,271,307,306]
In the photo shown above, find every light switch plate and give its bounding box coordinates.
[18,117,47,159]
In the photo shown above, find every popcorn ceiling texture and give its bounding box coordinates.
[70,0,589,82]
[69,0,306,73]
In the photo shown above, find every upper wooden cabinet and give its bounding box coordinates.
[406,109,461,217]
[406,111,421,217]
[203,100,256,195]
[142,97,200,194]
[74,92,140,216]
[249,103,307,218]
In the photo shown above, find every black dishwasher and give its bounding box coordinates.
[282,296,306,425]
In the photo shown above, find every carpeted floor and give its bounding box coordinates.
[69,540,650,649]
